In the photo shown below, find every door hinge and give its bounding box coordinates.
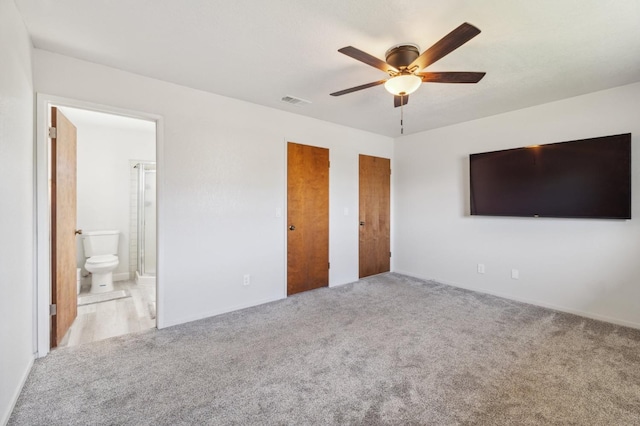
[50,304,57,315]
[328,161,330,168]
[328,262,330,269]
[48,127,57,138]
[390,251,392,257]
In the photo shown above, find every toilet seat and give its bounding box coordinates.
[86,254,118,267]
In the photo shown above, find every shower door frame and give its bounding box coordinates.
[136,162,156,278]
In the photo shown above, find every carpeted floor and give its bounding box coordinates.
[9,273,640,425]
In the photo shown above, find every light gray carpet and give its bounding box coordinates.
[9,273,640,425]
[77,289,130,306]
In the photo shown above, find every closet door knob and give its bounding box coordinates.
[289,225,296,231]
[75,229,83,235]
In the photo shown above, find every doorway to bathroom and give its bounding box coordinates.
[38,98,160,351]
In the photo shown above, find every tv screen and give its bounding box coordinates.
[470,133,631,219]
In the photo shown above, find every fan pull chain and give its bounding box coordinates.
[400,95,404,135]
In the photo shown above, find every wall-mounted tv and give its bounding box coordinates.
[470,133,631,219]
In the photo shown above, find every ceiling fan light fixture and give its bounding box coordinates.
[384,74,422,96]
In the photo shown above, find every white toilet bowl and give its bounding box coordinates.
[82,230,120,294]
[85,255,119,293]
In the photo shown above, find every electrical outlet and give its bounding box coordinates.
[477,263,485,274]
[511,269,519,280]
[243,274,251,286]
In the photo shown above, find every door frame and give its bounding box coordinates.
[35,93,164,357]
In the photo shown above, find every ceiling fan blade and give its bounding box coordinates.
[338,46,398,73]
[330,80,387,96]
[394,95,409,108]
[409,22,481,71]
[419,71,486,83]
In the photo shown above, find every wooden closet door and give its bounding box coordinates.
[287,142,329,295]
[359,154,390,278]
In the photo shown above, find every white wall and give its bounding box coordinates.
[0,0,34,424]
[71,115,155,280]
[394,82,640,328]
[33,49,393,328]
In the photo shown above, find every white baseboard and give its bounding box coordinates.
[2,355,34,426]
[393,270,640,330]
[113,272,131,282]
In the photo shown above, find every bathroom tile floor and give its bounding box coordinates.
[58,279,156,348]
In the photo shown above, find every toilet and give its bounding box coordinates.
[82,230,120,294]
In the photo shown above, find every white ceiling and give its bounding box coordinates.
[16,0,640,137]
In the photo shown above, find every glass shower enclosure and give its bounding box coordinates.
[135,162,156,284]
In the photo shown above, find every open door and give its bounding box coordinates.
[50,107,78,348]
[287,142,329,295]
[359,154,390,278]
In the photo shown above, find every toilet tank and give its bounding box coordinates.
[82,230,120,257]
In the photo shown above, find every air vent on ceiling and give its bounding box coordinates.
[281,95,312,106]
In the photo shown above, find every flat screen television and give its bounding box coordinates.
[469,133,631,219]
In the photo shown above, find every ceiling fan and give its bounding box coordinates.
[330,22,485,108]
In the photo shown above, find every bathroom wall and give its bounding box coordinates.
[63,108,156,282]
[0,0,35,423]
[33,49,394,331]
